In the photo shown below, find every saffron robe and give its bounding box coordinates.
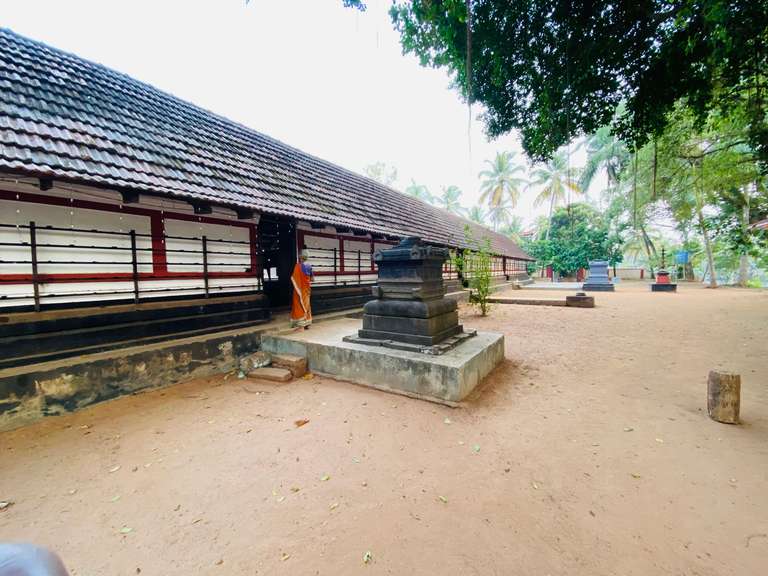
[290,261,313,327]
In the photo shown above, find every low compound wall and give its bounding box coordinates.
[0,325,265,432]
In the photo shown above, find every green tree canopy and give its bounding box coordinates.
[379,1,767,166]
[525,203,624,276]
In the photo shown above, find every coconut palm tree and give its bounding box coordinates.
[579,126,630,208]
[437,185,465,215]
[467,205,487,225]
[498,215,524,242]
[478,151,526,227]
[529,150,582,239]
[487,198,515,231]
[404,179,434,204]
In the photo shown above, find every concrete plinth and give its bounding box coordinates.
[583,260,615,292]
[651,283,678,292]
[261,318,504,405]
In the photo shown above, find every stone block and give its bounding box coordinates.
[565,294,595,308]
[247,367,293,382]
[358,324,463,346]
[271,354,307,378]
[363,298,456,319]
[362,310,459,336]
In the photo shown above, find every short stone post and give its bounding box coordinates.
[707,370,741,424]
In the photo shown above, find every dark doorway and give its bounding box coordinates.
[258,214,297,308]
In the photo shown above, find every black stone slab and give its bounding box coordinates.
[362,310,459,336]
[362,298,457,319]
[358,324,463,346]
[651,283,678,292]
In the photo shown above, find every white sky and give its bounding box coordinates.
[2,0,592,227]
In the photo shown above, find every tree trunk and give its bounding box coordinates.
[544,191,556,241]
[738,194,750,287]
[640,225,657,280]
[697,206,717,288]
[707,370,740,424]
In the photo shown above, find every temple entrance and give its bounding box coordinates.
[258,214,297,308]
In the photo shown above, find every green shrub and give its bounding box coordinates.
[462,226,493,316]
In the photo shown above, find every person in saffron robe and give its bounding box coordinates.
[290,250,314,329]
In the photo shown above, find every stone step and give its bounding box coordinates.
[247,367,293,382]
[271,354,308,378]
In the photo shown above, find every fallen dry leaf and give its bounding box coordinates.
[294,419,310,428]
[0,501,13,511]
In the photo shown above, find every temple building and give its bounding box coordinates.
[0,28,531,368]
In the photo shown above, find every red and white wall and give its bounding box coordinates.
[296,222,396,287]
[0,172,530,311]
[0,173,260,310]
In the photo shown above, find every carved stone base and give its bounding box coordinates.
[362,310,459,337]
[344,329,476,355]
[358,323,464,346]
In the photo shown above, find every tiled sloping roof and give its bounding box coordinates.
[0,28,532,261]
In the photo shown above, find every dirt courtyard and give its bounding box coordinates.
[1,283,766,575]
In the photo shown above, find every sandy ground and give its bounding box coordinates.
[1,282,767,576]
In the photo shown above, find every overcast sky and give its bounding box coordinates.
[3,0,593,226]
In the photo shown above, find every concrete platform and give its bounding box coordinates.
[261,318,504,405]
[520,282,583,291]
[487,296,566,307]
[486,295,595,308]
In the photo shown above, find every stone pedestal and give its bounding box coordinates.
[582,260,615,292]
[346,237,472,354]
[566,292,595,308]
[651,269,677,292]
